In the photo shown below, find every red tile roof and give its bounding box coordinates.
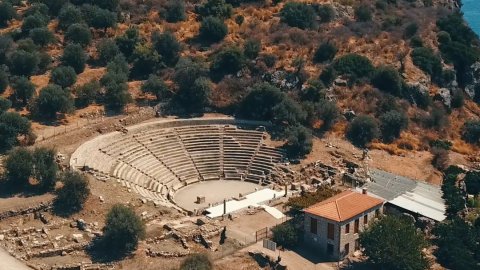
[304,190,384,222]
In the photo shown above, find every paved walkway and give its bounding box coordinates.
[0,247,31,270]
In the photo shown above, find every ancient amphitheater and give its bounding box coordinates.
[70,118,286,213]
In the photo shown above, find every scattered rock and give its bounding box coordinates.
[99,196,105,203]
[0,234,4,241]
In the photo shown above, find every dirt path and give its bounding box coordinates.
[0,247,31,270]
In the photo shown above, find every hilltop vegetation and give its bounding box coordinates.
[0,0,478,160]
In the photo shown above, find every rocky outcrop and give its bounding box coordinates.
[465,62,480,100]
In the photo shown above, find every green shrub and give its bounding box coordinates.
[0,68,7,93]
[404,22,418,38]
[29,27,55,47]
[180,254,213,270]
[235,14,244,25]
[54,171,90,215]
[141,75,169,100]
[333,54,374,82]
[82,5,117,31]
[210,46,246,81]
[411,47,442,80]
[8,50,39,77]
[462,120,480,145]
[410,36,424,48]
[354,4,372,22]
[100,204,146,258]
[0,112,32,152]
[96,39,120,66]
[21,14,48,34]
[316,4,335,23]
[199,16,228,43]
[284,125,313,158]
[65,23,92,47]
[34,84,74,118]
[346,115,380,147]
[130,43,162,79]
[272,222,299,248]
[0,96,10,113]
[313,42,337,63]
[74,80,100,108]
[165,0,186,22]
[4,148,33,187]
[61,44,87,74]
[0,1,16,27]
[152,31,181,66]
[195,0,232,19]
[177,77,211,113]
[244,39,261,59]
[58,4,83,30]
[319,65,336,86]
[379,110,408,142]
[371,66,403,96]
[115,27,141,58]
[50,66,77,88]
[11,76,35,105]
[280,2,316,29]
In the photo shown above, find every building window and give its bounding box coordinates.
[355,239,360,251]
[344,243,350,255]
[327,243,334,255]
[345,223,350,234]
[375,209,380,217]
[354,219,359,233]
[327,223,334,240]
[310,217,317,234]
[364,215,368,225]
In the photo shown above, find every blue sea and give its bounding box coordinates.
[462,0,480,35]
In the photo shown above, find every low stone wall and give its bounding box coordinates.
[0,202,53,221]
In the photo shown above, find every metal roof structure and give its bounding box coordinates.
[361,169,446,221]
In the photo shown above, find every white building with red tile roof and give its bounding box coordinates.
[303,189,384,260]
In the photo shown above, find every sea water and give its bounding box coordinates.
[462,0,480,35]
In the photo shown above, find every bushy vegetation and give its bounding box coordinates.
[280,2,316,29]
[4,147,58,191]
[313,42,337,63]
[284,125,313,159]
[462,120,480,145]
[32,84,74,118]
[199,16,228,43]
[141,75,169,101]
[180,254,213,270]
[346,115,380,148]
[379,110,408,142]
[165,0,186,23]
[360,216,430,270]
[0,110,32,152]
[195,0,232,20]
[98,204,146,258]
[371,66,403,96]
[332,54,374,84]
[411,47,443,82]
[272,222,299,248]
[354,4,372,22]
[54,171,90,216]
[210,46,246,81]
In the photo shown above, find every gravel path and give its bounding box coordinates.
[0,248,31,270]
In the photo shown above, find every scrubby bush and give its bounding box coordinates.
[284,125,313,158]
[244,39,261,59]
[411,47,442,81]
[29,27,55,47]
[65,23,92,47]
[58,4,83,30]
[235,14,244,25]
[165,0,186,22]
[116,27,141,58]
[199,16,228,43]
[34,84,74,118]
[74,80,100,108]
[355,4,372,22]
[50,66,77,88]
[180,254,213,270]
[141,75,169,100]
[272,222,299,248]
[462,120,480,145]
[0,1,16,27]
[404,22,418,38]
[21,14,48,34]
[313,42,337,63]
[42,0,68,15]
[431,146,449,171]
[96,39,120,66]
[104,80,131,111]
[316,4,335,23]
[195,0,232,19]
[333,54,374,83]
[61,44,87,74]
[319,65,336,86]
[371,66,403,96]
[83,5,117,31]
[8,50,39,77]
[0,68,8,93]
[410,36,424,48]
[311,99,339,130]
[152,31,181,66]
[11,76,35,105]
[100,204,146,258]
[379,110,408,142]
[346,115,380,148]
[54,171,90,215]
[280,2,316,29]
[210,46,246,81]
[465,171,480,195]
[174,57,208,91]
[0,96,11,113]
[130,43,163,79]
[177,77,212,114]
